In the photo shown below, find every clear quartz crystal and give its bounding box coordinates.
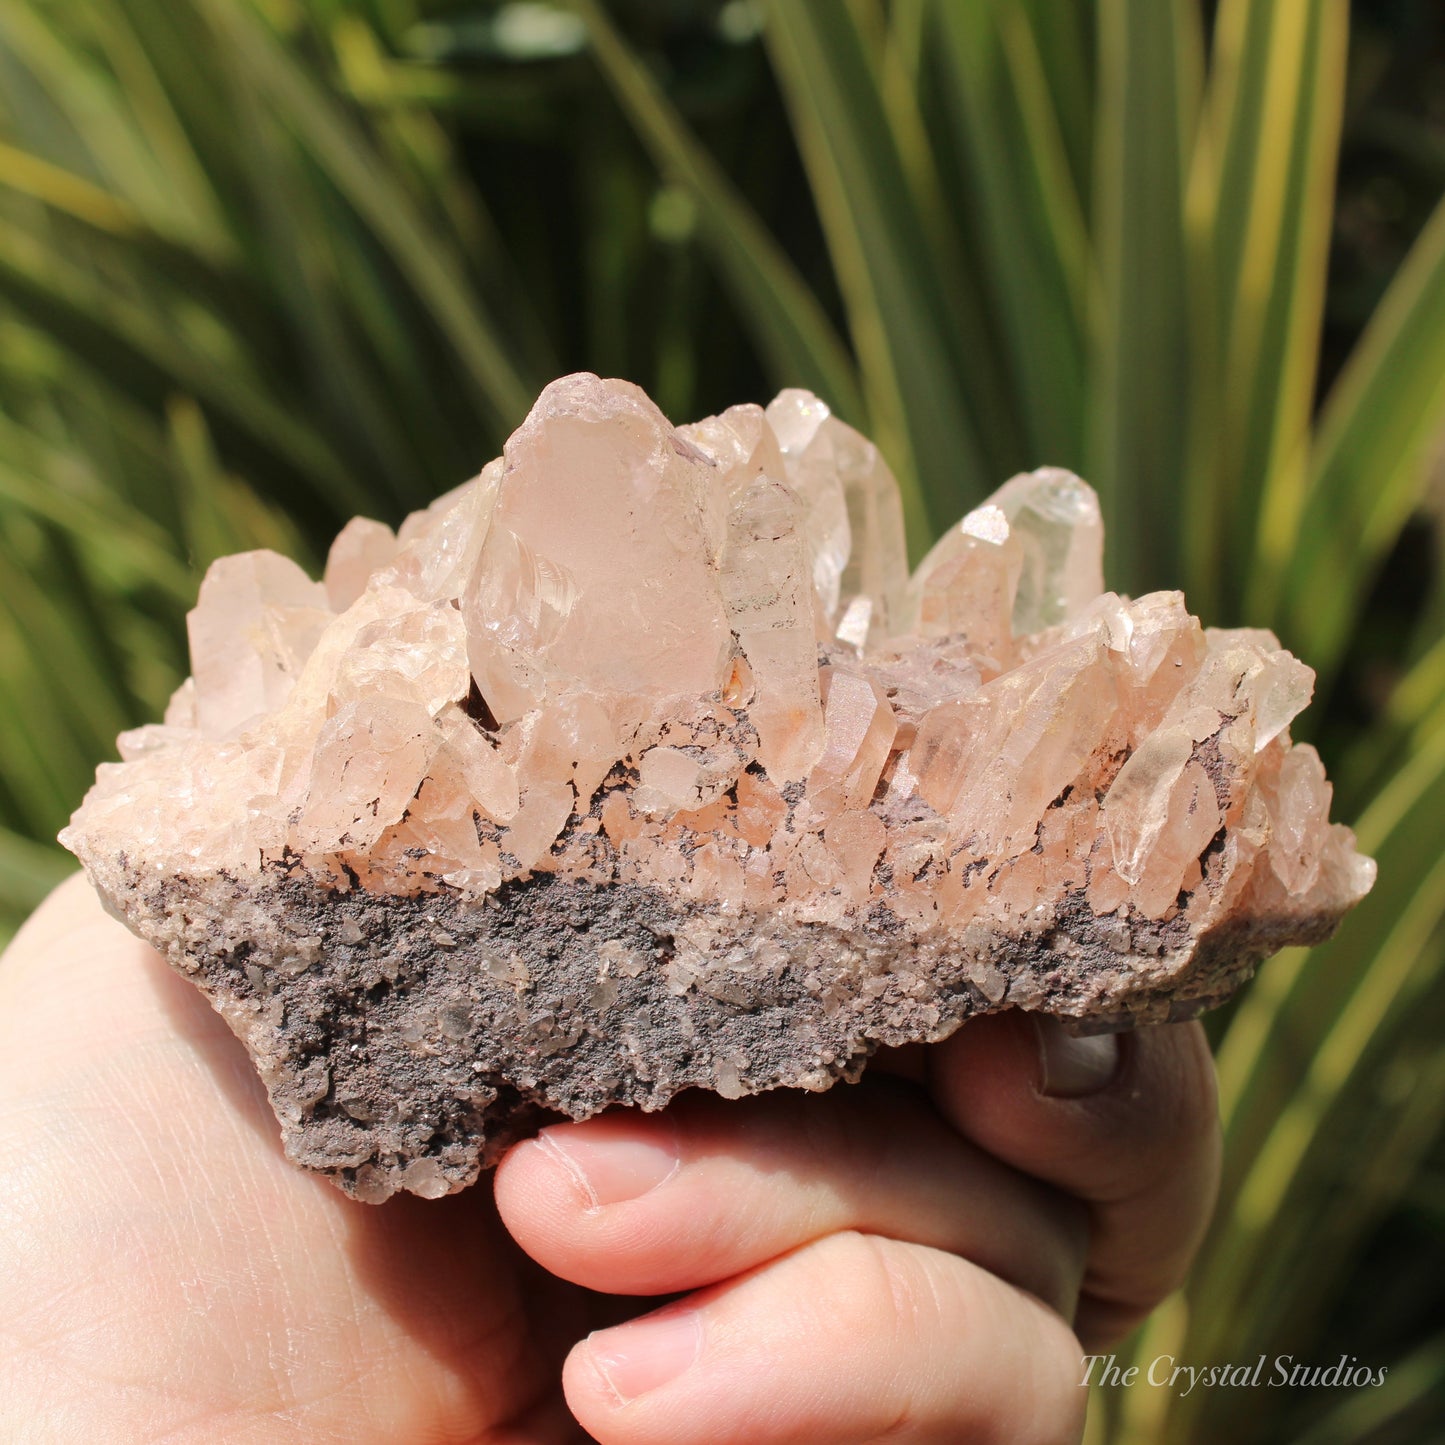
[63,373,1374,962]
[718,477,824,781]
[764,388,910,649]
[463,376,732,727]
[910,502,1024,670]
[325,517,397,611]
[989,466,1104,632]
[187,551,332,737]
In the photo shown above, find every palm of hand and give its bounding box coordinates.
[0,877,594,1443]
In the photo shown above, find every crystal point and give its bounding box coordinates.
[990,466,1104,632]
[465,374,733,727]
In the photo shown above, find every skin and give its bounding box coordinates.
[0,875,1220,1443]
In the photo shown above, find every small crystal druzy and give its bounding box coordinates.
[62,375,1374,1201]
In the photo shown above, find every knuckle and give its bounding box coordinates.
[1115,1023,1220,1176]
[800,1230,943,1355]
[796,1234,1087,1445]
[1168,1023,1221,1140]
[1155,1025,1222,1193]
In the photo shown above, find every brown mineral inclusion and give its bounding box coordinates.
[61,375,1375,1202]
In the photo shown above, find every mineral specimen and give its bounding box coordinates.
[61,374,1375,1202]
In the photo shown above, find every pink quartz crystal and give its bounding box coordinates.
[61,374,1374,1202]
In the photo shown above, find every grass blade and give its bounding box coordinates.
[0,537,137,829]
[1184,733,1445,1371]
[1087,0,1202,595]
[931,0,1094,464]
[0,2,219,245]
[0,137,139,233]
[763,0,1014,547]
[191,0,537,430]
[1286,1329,1445,1445]
[1278,191,1445,685]
[1201,1,1348,623]
[165,395,311,571]
[0,824,73,946]
[565,0,865,427]
[1018,0,1093,208]
[0,453,193,601]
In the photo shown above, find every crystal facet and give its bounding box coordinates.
[61,373,1375,1202]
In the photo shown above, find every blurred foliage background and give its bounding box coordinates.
[1,0,1443,1438]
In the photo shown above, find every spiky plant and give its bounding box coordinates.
[1,2,1442,1438]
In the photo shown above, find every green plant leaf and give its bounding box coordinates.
[566,0,864,430]
[190,0,538,430]
[1182,0,1349,624]
[930,1,1094,467]
[763,0,1017,548]
[1018,0,1094,209]
[0,1,224,247]
[1087,0,1201,595]
[1181,732,1445,1385]
[1280,191,1445,684]
[1286,1327,1445,1445]
[0,219,365,512]
[0,456,193,602]
[0,823,72,914]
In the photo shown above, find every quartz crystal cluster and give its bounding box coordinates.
[62,374,1375,1201]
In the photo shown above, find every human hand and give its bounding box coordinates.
[0,875,1219,1443]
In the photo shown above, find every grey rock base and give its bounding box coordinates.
[102,859,1337,1202]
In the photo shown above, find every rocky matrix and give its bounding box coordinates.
[62,374,1375,1202]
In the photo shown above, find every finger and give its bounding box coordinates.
[562,1229,1086,1445]
[928,1012,1221,1346]
[495,1076,1086,1317]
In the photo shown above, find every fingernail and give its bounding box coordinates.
[1035,1016,1121,1098]
[533,1118,680,1208]
[585,1304,703,1404]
